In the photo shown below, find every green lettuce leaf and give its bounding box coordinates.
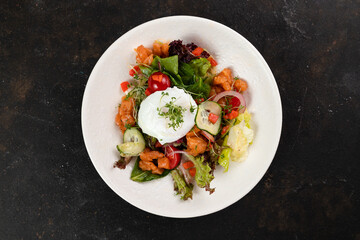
[171,169,193,200]
[236,109,252,128]
[130,157,171,182]
[179,58,211,85]
[163,70,184,87]
[187,155,215,194]
[185,77,211,99]
[218,135,231,172]
[178,62,195,85]
[152,55,179,76]
[150,56,212,99]
[188,58,211,77]
[138,65,155,77]
[151,55,184,87]
[218,148,231,172]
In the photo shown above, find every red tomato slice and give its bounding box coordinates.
[148,72,171,93]
[223,96,241,114]
[145,88,152,96]
[164,145,181,169]
[229,96,240,109]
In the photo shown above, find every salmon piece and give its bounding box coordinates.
[115,96,135,133]
[153,41,169,58]
[152,168,164,175]
[186,135,208,156]
[139,148,167,175]
[209,87,216,98]
[158,157,170,169]
[139,160,157,171]
[186,126,201,138]
[185,126,208,156]
[140,148,164,162]
[234,79,248,92]
[213,68,233,91]
[135,45,153,65]
[161,43,169,57]
[209,85,224,98]
[142,148,151,153]
[120,115,135,132]
[217,98,226,107]
[153,42,162,56]
[115,110,122,127]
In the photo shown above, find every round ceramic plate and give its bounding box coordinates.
[81,16,282,218]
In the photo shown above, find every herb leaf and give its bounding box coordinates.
[157,96,186,131]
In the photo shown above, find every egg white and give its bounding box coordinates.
[138,87,197,144]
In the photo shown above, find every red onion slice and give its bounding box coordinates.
[213,90,246,113]
[171,151,195,184]
[163,137,184,148]
[178,160,193,185]
[201,130,215,142]
[171,150,189,156]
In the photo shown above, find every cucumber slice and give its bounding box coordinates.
[117,128,145,157]
[195,101,222,135]
[117,142,144,157]
[123,127,145,145]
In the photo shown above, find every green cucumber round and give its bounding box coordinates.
[195,101,222,135]
[117,142,144,157]
[117,128,145,157]
[123,127,145,145]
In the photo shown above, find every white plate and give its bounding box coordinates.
[81,16,282,218]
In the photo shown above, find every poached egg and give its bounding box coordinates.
[138,87,197,144]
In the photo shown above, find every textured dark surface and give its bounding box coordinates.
[1,0,359,239]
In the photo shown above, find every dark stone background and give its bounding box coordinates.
[0,0,359,239]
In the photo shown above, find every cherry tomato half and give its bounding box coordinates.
[148,72,171,93]
[223,96,240,114]
[164,145,181,169]
[229,96,240,109]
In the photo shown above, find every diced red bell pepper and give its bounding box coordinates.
[208,113,219,124]
[189,168,196,177]
[129,65,140,77]
[120,81,130,92]
[182,161,194,170]
[221,125,230,135]
[224,110,239,120]
[192,47,203,56]
[195,98,204,105]
[208,57,218,66]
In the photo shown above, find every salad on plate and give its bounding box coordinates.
[114,39,254,200]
